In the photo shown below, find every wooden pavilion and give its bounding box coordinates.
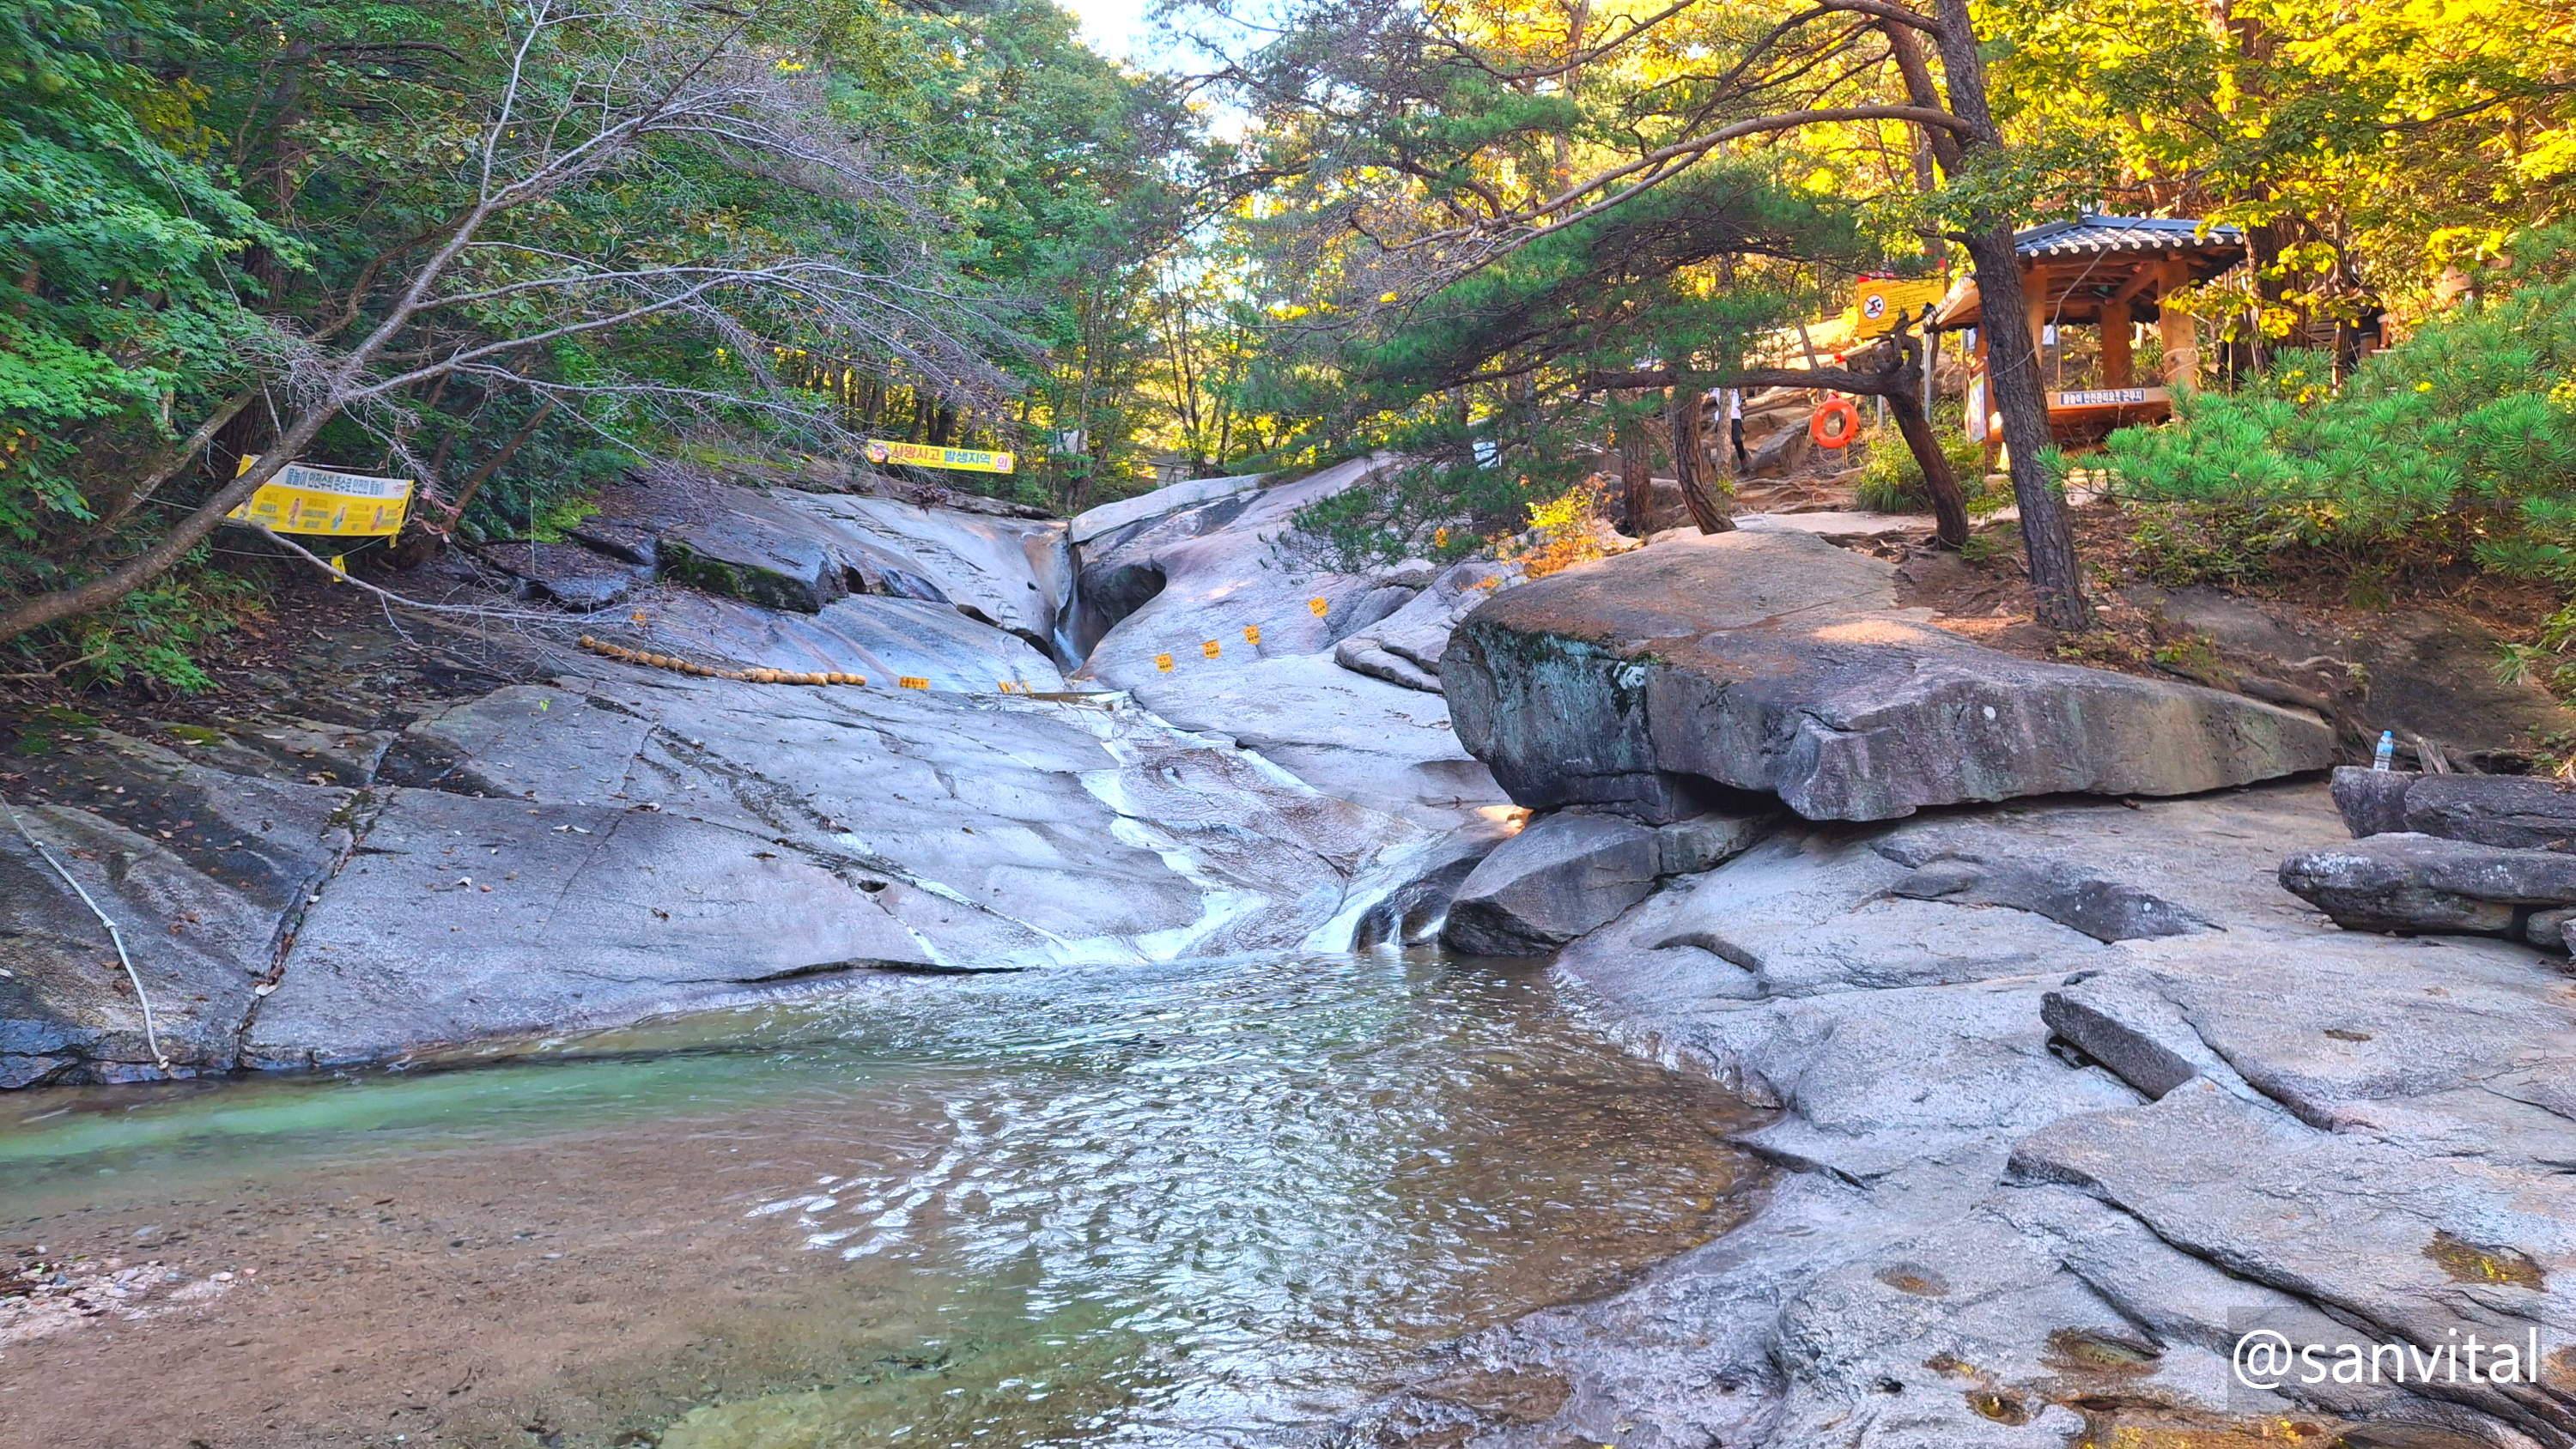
[1934,215,2246,447]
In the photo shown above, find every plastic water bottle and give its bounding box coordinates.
[2372,731,2396,771]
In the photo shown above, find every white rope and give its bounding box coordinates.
[4,799,172,1072]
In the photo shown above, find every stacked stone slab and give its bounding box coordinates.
[2279,765,2576,947]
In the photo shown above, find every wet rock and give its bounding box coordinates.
[1444,530,2334,822]
[1,733,355,1085]
[630,592,1066,694]
[1343,817,1516,950]
[1441,811,1661,956]
[2277,833,2576,936]
[11,650,1441,1076]
[1122,652,1507,832]
[1069,477,1514,834]
[244,785,942,1067]
[475,540,647,611]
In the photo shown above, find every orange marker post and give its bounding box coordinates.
[898,676,930,690]
[1155,653,1174,673]
[1243,625,1261,646]
[1201,640,1221,659]
[1308,597,1329,616]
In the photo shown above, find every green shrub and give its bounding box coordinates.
[3,549,264,692]
[2124,501,2317,588]
[2105,228,2576,588]
[1853,400,1989,514]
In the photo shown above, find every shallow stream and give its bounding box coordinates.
[0,954,1760,1448]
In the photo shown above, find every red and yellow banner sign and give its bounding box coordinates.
[863,440,1015,474]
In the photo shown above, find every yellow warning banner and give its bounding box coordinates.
[864,440,1015,475]
[226,457,414,537]
[1852,276,1949,338]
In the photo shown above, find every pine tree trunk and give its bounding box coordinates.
[1959,227,2087,627]
[1884,337,1969,549]
[1616,395,1656,537]
[1930,0,2092,629]
[1667,387,1732,533]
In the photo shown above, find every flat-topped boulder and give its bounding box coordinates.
[2329,764,2576,850]
[1442,531,2336,822]
[2278,832,2576,939]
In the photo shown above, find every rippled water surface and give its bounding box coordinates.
[1,955,1760,1448]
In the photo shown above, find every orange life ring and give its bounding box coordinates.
[1810,397,1862,449]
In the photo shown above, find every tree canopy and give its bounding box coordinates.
[13,0,2576,675]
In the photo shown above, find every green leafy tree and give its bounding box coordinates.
[3,0,1208,670]
[1188,0,2102,623]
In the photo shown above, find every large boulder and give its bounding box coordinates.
[1071,454,1417,674]
[2131,584,2576,768]
[1066,470,1267,546]
[1439,806,1771,955]
[1443,531,2335,822]
[1441,811,1663,955]
[2277,832,2576,937]
[1120,652,1508,832]
[776,492,1071,655]
[2330,764,2576,851]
